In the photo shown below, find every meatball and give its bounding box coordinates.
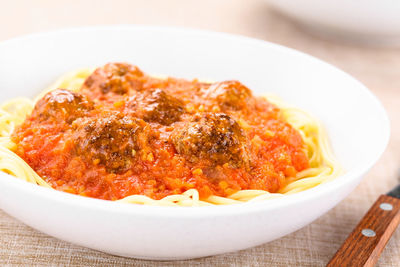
[202,80,253,110]
[32,89,93,124]
[73,113,150,173]
[81,63,144,96]
[128,89,185,125]
[171,113,248,167]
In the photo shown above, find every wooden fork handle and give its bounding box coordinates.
[327,195,400,267]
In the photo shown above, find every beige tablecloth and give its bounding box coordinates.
[1,0,399,266]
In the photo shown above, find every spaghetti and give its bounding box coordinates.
[0,65,342,206]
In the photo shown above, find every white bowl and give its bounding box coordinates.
[266,0,400,45]
[0,26,390,260]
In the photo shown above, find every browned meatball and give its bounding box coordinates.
[202,80,253,110]
[81,63,144,96]
[72,113,150,173]
[171,113,248,167]
[32,89,93,124]
[127,89,185,125]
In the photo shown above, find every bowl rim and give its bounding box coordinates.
[0,25,391,218]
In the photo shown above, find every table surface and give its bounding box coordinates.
[1,0,399,266]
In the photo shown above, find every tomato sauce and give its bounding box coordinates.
[12,63,309,200]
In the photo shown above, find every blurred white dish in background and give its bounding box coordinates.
[266,0,400,46]
[0,26,390,260]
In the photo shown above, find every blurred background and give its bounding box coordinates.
[0,0,399,266]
